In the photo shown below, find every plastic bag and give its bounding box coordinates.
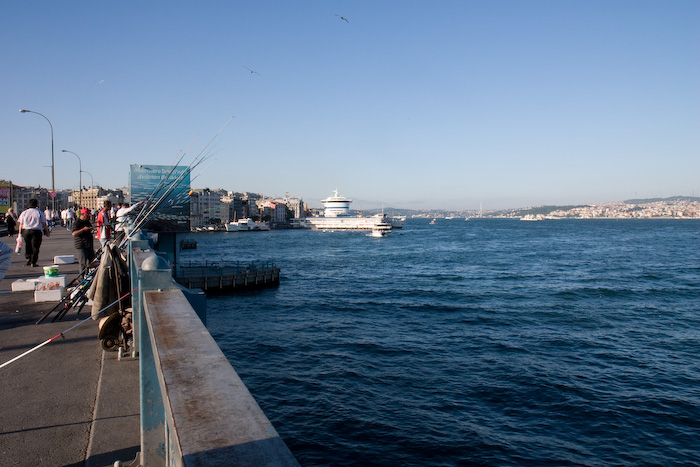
[15,235,22,254]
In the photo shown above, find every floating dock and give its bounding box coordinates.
[174,260,280,292]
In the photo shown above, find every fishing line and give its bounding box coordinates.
[131,137,197,229]
[131,165,193,229]
[189,158,218,185]
[127,152,214,236]
[129,149,215,233]
[131,139,210,230]
[0,288,138,371]
[118,164,197,249]
[121,117,233,247]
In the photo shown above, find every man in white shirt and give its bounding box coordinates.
[43,206,56,228]
[18,199,50,267]
[61,208,69,229]
[67,206,75,230]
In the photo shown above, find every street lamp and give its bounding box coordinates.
[81,170,94,188]
[80,170,95,211]
[61,150,82,207]
[19,109,55,211]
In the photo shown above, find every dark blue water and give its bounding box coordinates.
[181,219,700,466]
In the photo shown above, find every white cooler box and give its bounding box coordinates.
[35,275,68,290]
[35,288,66,302]
[11,279,39,292]
[53,255,76,264]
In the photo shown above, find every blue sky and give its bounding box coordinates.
[2,0,698,210]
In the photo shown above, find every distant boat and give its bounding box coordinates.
[521,214,545,221]
[225,218,270,231]
[292,189,400,231]
[389,215,405,229]
[368,222,392,237]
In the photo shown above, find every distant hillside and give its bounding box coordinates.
[623,196,700,204]
[336,196,700,219]
[513,205,588,216]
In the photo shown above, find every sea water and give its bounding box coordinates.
[181,219,700,466]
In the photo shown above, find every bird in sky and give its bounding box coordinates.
[95,79,104,85]
[335,14,349,23]
[243,66,260,75]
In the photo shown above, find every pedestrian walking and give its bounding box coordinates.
[5,208,18,237]
[67,206,75,230]
[44,206,54,229]
[17,198,50,267]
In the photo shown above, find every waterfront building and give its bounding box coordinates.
[221,191,247,223]
[78,187,122,212]
[11,186,50,213]
[274,193,304,219]
[241,192,262,219]
[189,188,227,228]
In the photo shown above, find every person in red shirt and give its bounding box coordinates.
[96,200,113,249]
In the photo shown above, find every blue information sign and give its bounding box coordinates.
[129,164,191,232]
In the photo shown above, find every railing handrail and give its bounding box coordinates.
[129,234,298,466]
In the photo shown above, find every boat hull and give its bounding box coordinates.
[292,216,391,230]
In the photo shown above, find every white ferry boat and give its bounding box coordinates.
[291,189,397,231]
[225,218,270,231]
[369,222,392,237]
[520,214,546,221]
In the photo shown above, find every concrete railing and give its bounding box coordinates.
[128,233,299,466]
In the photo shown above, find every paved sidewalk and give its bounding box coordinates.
[0,227,140,467]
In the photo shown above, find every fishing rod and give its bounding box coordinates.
[124,166,194,242]
[130,150,186,229]
[152,135,200,197]
[0,288,137,371]
[122,151,216,244]
[36,267,96,324]
[129,146,193,231]
[130,122,225,230]
[188,157,218,186]
[116,170,193,250]
[128,156,198,234]
[118,118,233,249]
[135,118,231,225]
[126,149,215,236]
[115,163,194,251]
[36,246,107,324]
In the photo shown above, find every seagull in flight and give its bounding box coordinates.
[95,79,105,85]
[243,66,260,75]
[335,14,349,23]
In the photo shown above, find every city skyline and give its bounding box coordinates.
[2,1,698,210]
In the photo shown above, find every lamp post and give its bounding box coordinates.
[19,109,55,211]
[81,170,94,188]
[61,150,82,208]
[81,170,95,211]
